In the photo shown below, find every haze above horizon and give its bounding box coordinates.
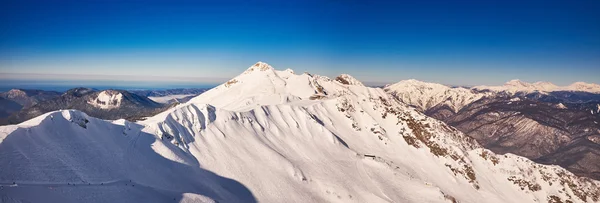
[1,0,599,86]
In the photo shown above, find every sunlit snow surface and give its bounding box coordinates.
[384,79,488,112]
[87,90,124,109]
[473,79,600,94]
[1,62,599,203]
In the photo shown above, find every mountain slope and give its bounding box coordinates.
[1,62,599,203]
[440,96,600,180]
[387,79,600,180]
[0,98,22,119]
[0,110,254,203]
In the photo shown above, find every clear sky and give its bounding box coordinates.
[1,0,599,87]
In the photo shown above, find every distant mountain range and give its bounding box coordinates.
[473,79,600,94]
[385,79,600,180]
[0,89,61,108]
[0,87,209,126]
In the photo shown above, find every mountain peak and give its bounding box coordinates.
[7,89,24,93]
[392,79,450,89]
[568,82,600,92]
[6,89,26,97]
[504,79,531,87]
[284,68,294,74]
[244,61,274,73]
[335,74,364,86]
[569,81,599,87]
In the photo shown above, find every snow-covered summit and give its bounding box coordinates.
[504,79,530,87]
[188,61,362,111]
[244,61,275,73]
[335,74,364,86]
[5,89,27,97]
[567,82,600,93]
[384,79,488,112]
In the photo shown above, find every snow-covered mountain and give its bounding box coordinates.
[1,62,599,203]
[384,79,488,113]
[473,80,600,94]
[568,82,600,93]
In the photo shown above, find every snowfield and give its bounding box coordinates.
[1,62,599,203]
[148,94,196,104]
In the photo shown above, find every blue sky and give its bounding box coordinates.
[1,0,599,86]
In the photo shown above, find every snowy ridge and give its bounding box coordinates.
[473,79,600,94]
[187,62,355,111]
[1,62,599,203]
[384,79,488,112]
[335,74,365,86]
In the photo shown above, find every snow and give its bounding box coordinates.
[473,80,600,94]
[335,74,365,86]
[384,79,488,112]
[148,94,195,103]
[87,90,124,109]
[1,62,599,203]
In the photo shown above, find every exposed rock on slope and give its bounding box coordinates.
[386,79,600,180]
[335,74,364,86]
[421,93,600,180]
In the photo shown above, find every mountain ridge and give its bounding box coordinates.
[1,62,599,203]
[473,79,600,94]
